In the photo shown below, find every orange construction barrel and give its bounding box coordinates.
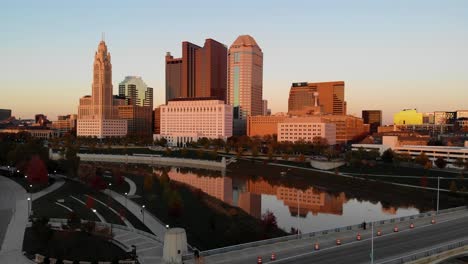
[356,233,361,241]
[314,242,320,250]
[270,253,276,261]
[257,256,262,264]
[393,226,399,232]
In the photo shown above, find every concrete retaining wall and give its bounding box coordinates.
[50,151,226,171]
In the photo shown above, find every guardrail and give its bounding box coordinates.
[182,206,468,260]
[378,238,468,264]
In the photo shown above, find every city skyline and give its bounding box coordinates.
[2,0,468,124]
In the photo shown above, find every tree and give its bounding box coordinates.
[143,174,154,192]
[381,149,394,163]
[454,158,465,169]
[415,152,430,166]
[261,210,278,232]
[434,157,447,169]
[26,155,49,186]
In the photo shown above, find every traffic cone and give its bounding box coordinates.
[336,239,342,245]
[393,226,399,232]
[410,223,415,229]
[377,230,382,236]
[257,256,262,264]
[356,233,361,241]
[270,253,276,261]
[314,242,320,250]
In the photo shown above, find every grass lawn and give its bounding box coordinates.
[32,179,151,233]
[23,227,128,262]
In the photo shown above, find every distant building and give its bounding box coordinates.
[153,106,161,135]
[262,100,269,116]
[434,111,457,125]
[393,109,423,125]
[288,81,346,116]
[248,114,367,144]
[353,136,468,168]
[0,109,12,121]
[165,39,227,103]
[119,76,153,109]
[0,127,58,139]
[422,112,435,124]
[227,35,263,119]
[362,110,382,134]
[247,114,288,137]
[77,40,127,138]
[34,114,51,127]
[118,76,153,137]
[52,114,77,136]
[278,122,336,145]
[156,98,233,147]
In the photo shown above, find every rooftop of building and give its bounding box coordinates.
[291,81,345,87]
[168,97,220,102]
[231,35,260,48]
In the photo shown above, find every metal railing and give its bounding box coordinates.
[183,206,468,260]
[378,238,468,264]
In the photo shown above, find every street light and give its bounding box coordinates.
[124,192,128,209]
[437,176,441,214]
[141,205,146,224]
[27,197,31,218]
[165,224,169,229]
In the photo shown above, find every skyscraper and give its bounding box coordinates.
[288,81,346,116]
[228,35,263,119]
[119,76,153,109]
[118,76,153,137]
[362,110,382,134]
[165,39,227,103]
[77,40,127,138]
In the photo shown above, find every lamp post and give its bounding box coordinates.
[165,224,170,229]
[141,205,145,224]
[27,197,31,218]
[371,221,374,264]
[124,192,128,209]
[436,176,441,214]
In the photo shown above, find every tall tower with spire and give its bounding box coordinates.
[92,40,113,118]
[77,39,127,138]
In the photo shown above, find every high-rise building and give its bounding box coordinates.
[156,98,233,147]
[153,106,161,134]
[362,110,382,134]
[262,100,269,116]
[0,109,11,121]
[278,122,337,145]
[119,76,153,109]
[227,35,263,119]
[288,81,346,116]
[165,39,227,103]
[117,76,153,137]
[77,40,127,138]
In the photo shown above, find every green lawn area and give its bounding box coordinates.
[23,227,129,262]
[33,179,151,233]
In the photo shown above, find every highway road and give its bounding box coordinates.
[274,215,468,264]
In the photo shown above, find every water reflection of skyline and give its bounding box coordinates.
[161,168,388,218]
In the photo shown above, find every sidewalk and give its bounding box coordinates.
[32,177,65,201]
[0,176,33,264]
[106,189,167,239]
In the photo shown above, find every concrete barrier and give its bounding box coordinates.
[50,151,226,171]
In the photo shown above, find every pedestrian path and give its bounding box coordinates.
[84,194,134,228]
[32,178,65,201]
[125,177,137,196]
[69,195,106,223]
[106,189,167,239]
[112,227,163,264]
[0,176,33,264]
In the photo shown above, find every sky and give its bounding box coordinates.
[1,0,467,124]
